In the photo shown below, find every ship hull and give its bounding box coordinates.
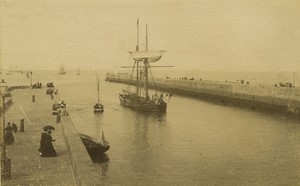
[94,108,104,112]
[94,103,104,112]
[79,134,110,156]
[119,94,167,112]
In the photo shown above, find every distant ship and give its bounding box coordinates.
[119,19,169,113]
[77,68,80,75]
[58,65,66,75]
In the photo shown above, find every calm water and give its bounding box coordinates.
[4,70,300,185]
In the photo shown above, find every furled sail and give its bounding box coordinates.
[129,50,165,63]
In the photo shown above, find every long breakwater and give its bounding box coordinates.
[105,73,300,116]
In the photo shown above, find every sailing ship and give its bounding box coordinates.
[58,65,66,75]
[119,20,168,113]
[94,73,104,112]
[79,131,110,156]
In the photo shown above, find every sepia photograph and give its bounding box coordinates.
[1,0,300,185]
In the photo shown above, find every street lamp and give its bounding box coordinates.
[0,79,10,183]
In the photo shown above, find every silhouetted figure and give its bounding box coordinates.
[4,122,14,145]
[38,129,47,155]
[41,130,57,157]
[56,110,61,123]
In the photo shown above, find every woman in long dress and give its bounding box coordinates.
[41,130,57,157]
[4,122,14,145]
[38,129,47,155]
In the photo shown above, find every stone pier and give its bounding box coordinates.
[2,87,101,185]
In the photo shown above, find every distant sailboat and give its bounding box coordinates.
[77,68,80,75]
[58,65,66,75]
[94,73,104,112]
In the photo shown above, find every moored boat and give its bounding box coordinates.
[94,73,104,112]
[79,132,109,156]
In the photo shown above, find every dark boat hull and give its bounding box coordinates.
[94,108,104,112]
[94,103,104,112]
[79,134,110,156]
[119,94,167,112]
[85,146,110,155]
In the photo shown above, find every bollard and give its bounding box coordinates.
[2,158,11,181]
[32,95,35,102]
[20,119,25,132]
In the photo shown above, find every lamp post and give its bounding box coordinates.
[0,79,9,183]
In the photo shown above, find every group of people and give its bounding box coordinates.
[5,121,57,157]
[53,100,67,122]
[38,128,56,157]
[32,81,42,89]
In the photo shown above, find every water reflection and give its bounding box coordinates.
[91,108,110,176]
[127,112,167,174]
[90,153,110,176]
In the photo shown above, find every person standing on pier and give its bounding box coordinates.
[41,129,57,157]
[38,129,47,156]
[4,122,15,145]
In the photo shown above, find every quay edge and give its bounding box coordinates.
[3,86,102,186]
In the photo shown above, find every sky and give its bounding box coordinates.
[0,0,300,71]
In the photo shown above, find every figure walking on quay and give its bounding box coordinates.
[38,129,47,156]
[39,127,57,157]
[4,122,16,145]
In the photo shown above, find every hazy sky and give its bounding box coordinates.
[1,0,300,71]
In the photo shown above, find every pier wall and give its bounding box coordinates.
[106,74,300,115]
[61,116,102,185]
[4,86,102,185]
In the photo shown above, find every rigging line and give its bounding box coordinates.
[104,105,119,111]
[125,61,135,92]
[73,105,119,111]
[148,65,159,93]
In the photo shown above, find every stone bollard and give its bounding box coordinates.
[32,95,35,102]
[2,158,11,181]
[20,119,25,132]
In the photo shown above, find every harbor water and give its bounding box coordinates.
[4,70,300,185]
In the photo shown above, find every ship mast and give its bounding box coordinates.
[97,73,100,103]
[144,24,149,99]
[136,18,140,96]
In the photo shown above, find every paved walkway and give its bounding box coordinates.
[3,88,77,185]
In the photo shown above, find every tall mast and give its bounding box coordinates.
[136,18,139,52]
[145,24,149,99]
[97,73,100,102]
[146,24,148,51]
[136,18,140,95]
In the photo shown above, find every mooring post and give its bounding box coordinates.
[20,119,24,132]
